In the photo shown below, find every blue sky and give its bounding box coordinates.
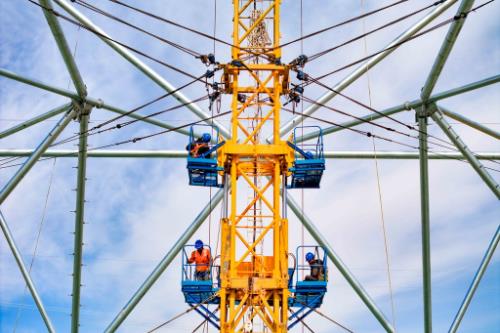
[0,0,499,332]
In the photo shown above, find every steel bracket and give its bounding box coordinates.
[72,100,93,121]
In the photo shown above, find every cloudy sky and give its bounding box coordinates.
[0,0,499,332]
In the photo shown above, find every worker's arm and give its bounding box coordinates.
[187,251,195,264]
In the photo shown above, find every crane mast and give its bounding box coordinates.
[218,1,293,331]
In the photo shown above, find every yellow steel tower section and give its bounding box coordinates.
[218,1,293,332]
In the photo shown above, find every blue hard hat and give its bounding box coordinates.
[201,133,211,143]
[305,252,314,262]
[195,240,204,249]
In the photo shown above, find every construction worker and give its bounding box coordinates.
[187,239,211,280]
[304,252,325,281]
[186,133,211,158]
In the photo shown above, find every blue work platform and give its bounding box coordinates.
[287,126,325,189]
[287,245,328,329]
[186,125,225,188]
[181,245,220,329]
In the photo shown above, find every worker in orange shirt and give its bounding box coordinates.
[188,239,211,280]
[186,133,211,158]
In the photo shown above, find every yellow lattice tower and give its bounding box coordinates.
[217,1,294,332]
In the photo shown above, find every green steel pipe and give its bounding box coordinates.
[0,103,71,139]
[0,68,190,136]
[287,194,395,333]
[440,106,500,140]
[0,108,77,205]
[52,0,231,139]
[1,149,499,160]
[274,0,459,141]
[418,112,433,333]
[449,225,500,333]
[296,74,500,143]
[0,211,56,332]
[104,188,224,332]
[421,0,475,101]
[0,67,79,100]
[432,108,500,199]
[39,0,87,98]
[70,114,89,333]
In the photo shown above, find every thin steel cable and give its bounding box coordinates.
[301,77,459,151]
[74,0,202,58]
[105,0,270,61]
[279,0,412,49]
[301,77,500,167]
[145,292,220,333]
[307,0,445,62]
[0,111,231,171]
[288,308,316,333]
[280,107,500,173]
[360,0,396,328]
[300,95,456,153]
[293,300,354,333]
[12,158,57,332]
[27,0,201,80]
[305,0,496,83]
[52,93,210,149]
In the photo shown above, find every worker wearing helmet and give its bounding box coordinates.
[186,133,211,158]
[187,240,211,280]
[304,252,325,281]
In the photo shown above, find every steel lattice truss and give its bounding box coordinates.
[0,0,498,332]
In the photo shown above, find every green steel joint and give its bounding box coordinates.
[72,100,94,120]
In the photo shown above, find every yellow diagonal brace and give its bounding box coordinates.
[254,305,275,330]
[239,4,274,44]
[229,293,249,323]
[238,167,274,212]
[238,0,253,15]
[234,304,249,330]
[259,293,275,319]
[243,108,275,144]
[235,230,258,258]
[235,178,273,225]
[235,222,274,266]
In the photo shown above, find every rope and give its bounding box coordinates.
[360,0,396,329]
[12,158,57,332]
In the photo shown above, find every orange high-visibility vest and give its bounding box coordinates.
[188,248,211,272]
[191,143,209,157]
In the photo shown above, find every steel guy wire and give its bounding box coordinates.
[300,78,459,152]
[304,0,496,84]
[280,107,500,173]
[74,0,202,58]
[0,111,232,171]
[306,0,446,62]
[301,76,500,167]
[54,93,210,148]
[104,0,271,61]
[278,0,413,49]
[27,0,201,81]
[145,292,220,333]
[299,94,456,153]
